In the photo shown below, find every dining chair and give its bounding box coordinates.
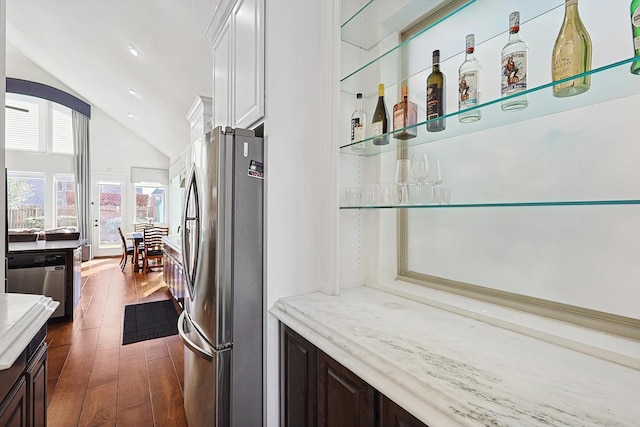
[133,222,152,232]
[142,226,169,273]
[117,227,135,272]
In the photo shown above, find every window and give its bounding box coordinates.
[7,172,46,230]
[5,96,40,151]
[5,93,73,154]
[55,174,77,228]
[135,184,166,224]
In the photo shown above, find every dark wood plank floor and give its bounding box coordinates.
[45,257,186,427]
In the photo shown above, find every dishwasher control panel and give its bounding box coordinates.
[8,253,66,269]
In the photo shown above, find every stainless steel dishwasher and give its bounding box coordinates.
[7,252,66,318]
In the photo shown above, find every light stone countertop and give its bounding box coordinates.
[270,286,640,427]
[0,293,59,370]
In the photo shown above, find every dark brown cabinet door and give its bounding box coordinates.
[0,377,28,427]
[26,343,47,427]
[281,325,318,427]
[317,351,375,427]
[379,395,428,427]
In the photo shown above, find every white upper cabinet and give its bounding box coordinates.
[210,0,264,129]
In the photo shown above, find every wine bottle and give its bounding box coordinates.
[501,11,529,111]
[372,84,389,145]
[393,86,417,140]
[552,0,592,97]
[458,34,481,123]
[350,93,367,151]
[631,0,640,74]
[426,50,446,132]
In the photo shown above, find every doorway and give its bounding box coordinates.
[92,175,127,257]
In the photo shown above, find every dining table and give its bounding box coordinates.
[125,231,144,272]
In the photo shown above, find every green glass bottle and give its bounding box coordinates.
[631,0,640,74]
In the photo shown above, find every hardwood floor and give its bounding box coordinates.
[45,257,187,427]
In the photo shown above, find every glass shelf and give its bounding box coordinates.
[340,0,563,91]
[340,199,640,209]
[340,56,640,156]
[341,0,476,52]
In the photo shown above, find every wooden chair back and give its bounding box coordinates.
[133,222,152,232]
[142,226,169,272]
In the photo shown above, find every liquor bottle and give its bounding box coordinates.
[426,50,446,132]
[393,86,417,139]
[501,11,528,111]
[372,84,389,145]
[552,0,592,97]
[458,34,481,123]
[631,0,640,74]
[350,93,367,151]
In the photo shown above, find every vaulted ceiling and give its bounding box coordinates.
[6,0,214,160]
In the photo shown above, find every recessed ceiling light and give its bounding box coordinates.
[128,45,141,57]
[128,88,137,96]
[127,113,135,119]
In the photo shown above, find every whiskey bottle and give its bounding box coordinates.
[393,86,417,139]
[371,84,389,145]
[426,50,446,132]
[501,11,529,111]
[350,93,367,151]
[631,0,640,74]
[458,34,481,122]
[552,0,592,97]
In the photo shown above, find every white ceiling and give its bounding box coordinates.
[6,0,215,161]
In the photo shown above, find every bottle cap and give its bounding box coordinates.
[509,11,520,33]
[378,84,384,96]
[356,93,362,99]
[432,50,440,64]
[465,34,475,53]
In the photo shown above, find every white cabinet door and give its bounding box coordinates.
[232,0,264,128]
[212,17,232,128]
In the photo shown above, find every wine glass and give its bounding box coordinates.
[426,158,442,204]
[410,153,429,204]
[395,159,411,205]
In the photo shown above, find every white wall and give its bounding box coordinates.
[263,0,338,425]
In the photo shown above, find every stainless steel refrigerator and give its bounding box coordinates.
[178,126,264,427]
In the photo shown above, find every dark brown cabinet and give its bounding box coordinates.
[280,324,428,427]
[0,377,28,427]
[280,325,317,427]
[0,325,48,427]
[379,395,427,427]
[26,343,47,427]
[318,351,375,427]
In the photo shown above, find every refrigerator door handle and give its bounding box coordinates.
[178,311,213,362]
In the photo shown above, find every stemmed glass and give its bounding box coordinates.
[426,158,442,204]
[395,159,411,205]
[410,153,429,204]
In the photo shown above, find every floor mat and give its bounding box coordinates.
[122,299,180,345]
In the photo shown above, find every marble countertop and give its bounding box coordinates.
[271,286,640,427]
[0,293,59,370]
[9,239,87,253]
[162,235,181,252]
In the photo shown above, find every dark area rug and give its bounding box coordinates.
[122,299,180,345]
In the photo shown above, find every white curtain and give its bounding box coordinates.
[73,111,91,248]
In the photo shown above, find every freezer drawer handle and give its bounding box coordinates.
[178,311,213,362]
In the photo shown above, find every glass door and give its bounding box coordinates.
[92,176,126,257]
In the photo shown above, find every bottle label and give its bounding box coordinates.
[372,121,383,136]
[351,118,363,142]
[393,109,404,131]
[459,70,478,109]
[634,7,640,53]
[501,51,527,95]
[426,84,443,119]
